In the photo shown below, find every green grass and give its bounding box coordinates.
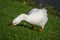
[0,0,60,40]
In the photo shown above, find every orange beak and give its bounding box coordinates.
[8,23,13,26]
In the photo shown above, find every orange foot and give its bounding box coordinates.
[40,28,43,32]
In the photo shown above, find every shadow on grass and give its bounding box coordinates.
[8,20,40,32]
[16,23,40,32]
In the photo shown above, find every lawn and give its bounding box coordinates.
[0,0,60,40]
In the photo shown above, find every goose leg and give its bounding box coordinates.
[31,25,34,30]
[32,26,34,30]
[40,27,43,32]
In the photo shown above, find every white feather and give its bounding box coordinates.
[12,8,48,29]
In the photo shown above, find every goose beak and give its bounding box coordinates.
[8,23,13,26]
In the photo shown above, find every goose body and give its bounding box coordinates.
[12,8,48,32]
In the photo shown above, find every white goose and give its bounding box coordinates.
[12,8,48,32]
